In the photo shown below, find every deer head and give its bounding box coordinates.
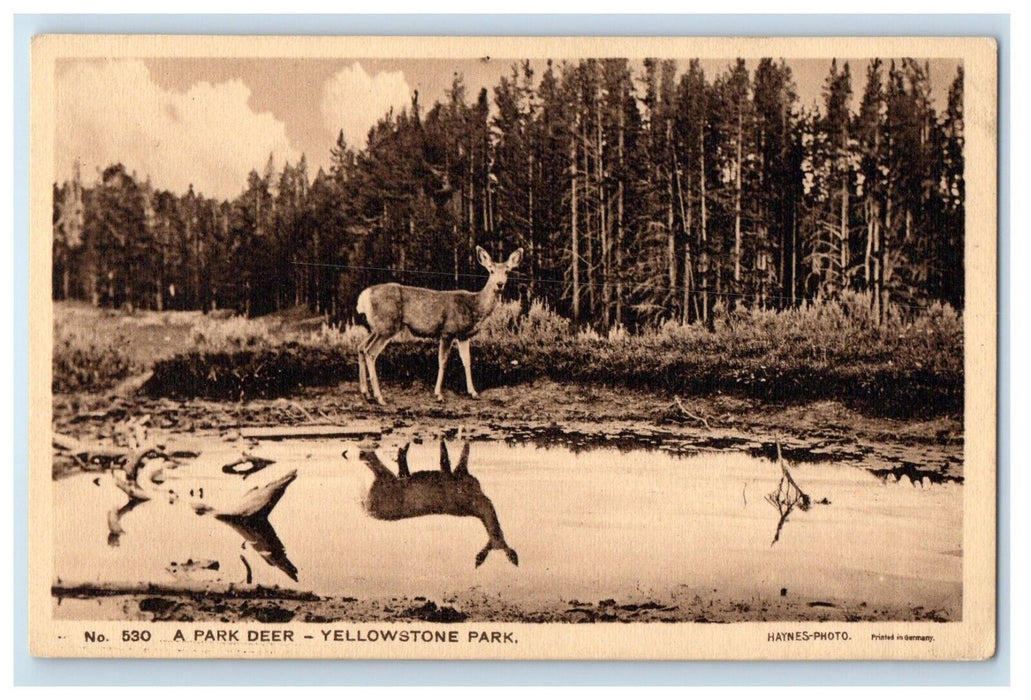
[477,246,523,297]
[476,540,520,567]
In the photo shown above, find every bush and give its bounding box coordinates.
[190,314,275,350]
[53,320,138,393]
[305,321,368,354]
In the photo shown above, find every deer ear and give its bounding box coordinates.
[506,248,524,269]
[475,245,492,268]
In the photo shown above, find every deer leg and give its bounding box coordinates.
[358,449,396,480]
[357,333,373,399]
[434,337,452,402]
[439,439,452,474]
[364,333,393,406]
[454,441,470,476]
[397,442,411,478]
[456,339,478,398]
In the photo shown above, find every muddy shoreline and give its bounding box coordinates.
[54,378,963,482]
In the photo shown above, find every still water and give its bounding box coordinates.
[54,438,962,609]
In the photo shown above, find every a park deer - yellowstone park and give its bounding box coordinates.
[359,440,519,567]
[355,246,523,405]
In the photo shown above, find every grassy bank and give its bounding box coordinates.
[54,295,963,418]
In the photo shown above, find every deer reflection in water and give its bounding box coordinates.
[360,440,519,567]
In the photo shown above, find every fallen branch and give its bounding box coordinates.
[109,370,154,398]
[668,397,712,430]
[290,402,315,423]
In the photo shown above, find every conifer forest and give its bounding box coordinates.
[53,57,964,330]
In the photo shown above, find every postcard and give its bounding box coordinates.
[30,34,996,660]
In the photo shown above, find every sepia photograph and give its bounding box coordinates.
[29,35,997,660]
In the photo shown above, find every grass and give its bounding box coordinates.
[53,294,964,418]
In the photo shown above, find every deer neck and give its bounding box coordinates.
[471,495,507,546]
[475,278,503,318]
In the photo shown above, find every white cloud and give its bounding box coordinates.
[320,62,413,150]
[55,60,299,199]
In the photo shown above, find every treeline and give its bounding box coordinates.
[53,57,964,328]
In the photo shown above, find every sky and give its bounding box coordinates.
[54,56,961,201]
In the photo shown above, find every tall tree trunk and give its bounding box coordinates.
[582,113,595,318]
[615,95,625,328]
[453,226,460,284]
[482,128,491,253]
[676,159,692,323]
[313,233,321,313]
[790,205,798,308]
[597,88,609,328]
[156,254,164,312]
[869,203,880,314]
[840,172,850,280]
[864,199,874,292]
[666,117,676,311]
[191,219,202,311]
[699,122,709,327]
[468,130,476,268]
[733,107,743,287]
[570,113,580,321]
[528,152,535,299]
[880,178,893,324]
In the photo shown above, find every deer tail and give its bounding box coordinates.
[356,288,371,318]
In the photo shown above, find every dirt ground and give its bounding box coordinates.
[52,582,955,624]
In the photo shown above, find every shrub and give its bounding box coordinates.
[305,321,368,353]
[134,295,964,418]
[53,319,138,393]
[190,314,275,350]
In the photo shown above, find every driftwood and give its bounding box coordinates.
[53,432,131,469]
[240,422,381,441]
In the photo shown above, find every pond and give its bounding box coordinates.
[53,437,962,613]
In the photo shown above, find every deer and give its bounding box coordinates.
[355,245,523,405]
[358,439,519,567]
